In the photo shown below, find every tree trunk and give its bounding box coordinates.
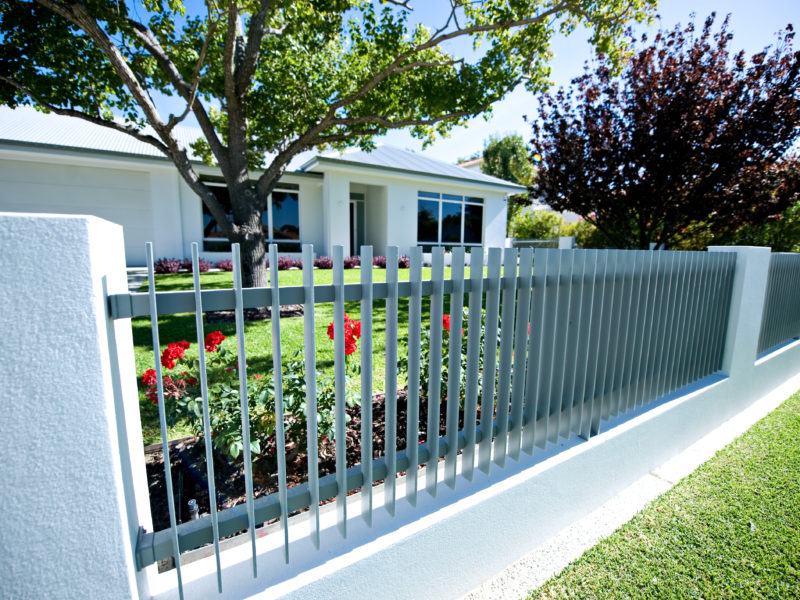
[241,234,268,288]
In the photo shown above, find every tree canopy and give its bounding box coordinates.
[530,13,800,250]
[0,0,657,284]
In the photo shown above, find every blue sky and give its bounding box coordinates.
[379,0,799,163]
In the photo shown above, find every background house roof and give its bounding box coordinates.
[303,145,526,191]
[0,106,525,190]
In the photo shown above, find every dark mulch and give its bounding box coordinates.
[205,304,304,322]
[145,390,475,532]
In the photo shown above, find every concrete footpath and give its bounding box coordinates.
[462,372,800,600]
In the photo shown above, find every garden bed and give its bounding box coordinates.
[145,389,472,532]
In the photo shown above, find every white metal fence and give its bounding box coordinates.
[107,242,752,597]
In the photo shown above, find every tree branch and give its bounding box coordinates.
[237,0,275,89]
[125,17,229,170]
[323,2,569,119]
[0,75,171,155]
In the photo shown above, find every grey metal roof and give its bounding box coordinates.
[0,106,525,190]
[0,105,314,170]
[0,104,204,159]
[301,145,525,191]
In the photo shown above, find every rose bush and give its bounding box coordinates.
[140,328,355,459]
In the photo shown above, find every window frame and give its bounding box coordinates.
[202,182,301,252]
[416,191,484,248]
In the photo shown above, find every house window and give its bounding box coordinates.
[202,183,301,252]
[416,191,483,250]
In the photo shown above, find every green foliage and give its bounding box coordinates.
[677,201,800,252]
[509,208,572,240]
[0,0,657,285]
[481,134,535,187]
[527,390,800,599]
[398,306,485,407]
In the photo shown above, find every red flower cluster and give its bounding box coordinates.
[142,369,157,387]
[327,313,362,355]
[441,314,463,335]
[204,331,226,353]
[145,375,190,405]
[161,340,190,369]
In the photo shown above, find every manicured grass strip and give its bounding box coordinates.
[526,391,800,600]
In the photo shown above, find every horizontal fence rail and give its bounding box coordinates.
[758,253,800,355]
[114,244,739,596]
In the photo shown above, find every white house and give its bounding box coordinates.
[0,106,525,266]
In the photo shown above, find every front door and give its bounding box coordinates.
[349,193,365,256]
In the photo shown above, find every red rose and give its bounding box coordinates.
[204,331,226,353]
[142,369,157,387]
[327,321,335,341]
[145,386,158,404]
[187,377,198,386]
[350,320,361,339]
[442,315,451,332]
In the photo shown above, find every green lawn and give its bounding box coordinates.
[526,391,800,600]
[134,267,478,443]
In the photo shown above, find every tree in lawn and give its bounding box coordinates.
[480,133,535,231]
[0,1,658,286]
[530,14,800,250]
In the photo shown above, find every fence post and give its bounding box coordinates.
[0,213,148,598]
[708,245,771,404]
[558,235,575,249]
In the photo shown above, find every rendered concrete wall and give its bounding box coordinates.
[0,213,148,599]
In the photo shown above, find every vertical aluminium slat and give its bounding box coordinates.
[667,251,691,396]
[508,248,533,459]
[384,246,399,514]
[759,256,777,353]
[601,251,624,419]
[592,252,617,433]
[536,250,560,448]
[332,245,347,536]
[462,248,485,480]
[522,248,550,454]
[406,247,422,504]
[359,246,374,521]
[582,251,607,438]
[703,253,727,377]
[268,245,290,563]
[493,248,518,467]
[620,252,644,413]
[301,245,320,548]
[426,248,445,497]
[145,243,184,600]
[445,247,465,488]
[691,254,715,381]
[611,251,635,417]
[626,252,649,411]
[637,252,661,407]
[190,243,222,592]
[544,251,568,445]
[570,250,599,437]
[678,253,702,390]
[656,252,680,400]
[561,252,586,426]
[360,246,374,523]
[683,253,706,384]
[231,244,258,577]
[478,249,502,473]
[548,251,572,442]
[632,252,654,409]
[570,251,595,434]
[608,250,630,416]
